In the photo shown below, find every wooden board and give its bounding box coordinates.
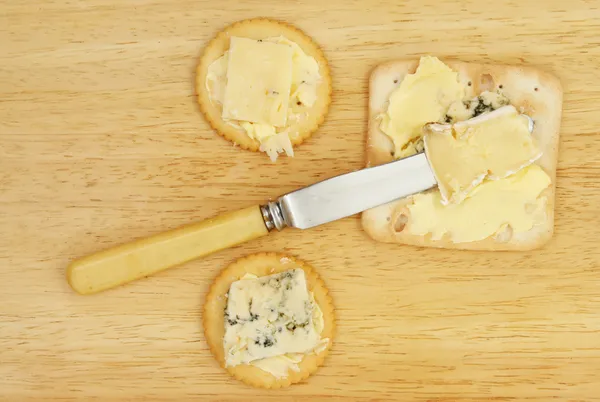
[2,0,600,400]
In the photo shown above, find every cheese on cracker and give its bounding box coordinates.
[197,19,331,162]
[362,56,563,250]
[203,253,335,389]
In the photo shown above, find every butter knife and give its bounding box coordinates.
[67,153,436,294]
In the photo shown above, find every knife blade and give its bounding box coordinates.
[272,152,436,230]
[67,152,436,295]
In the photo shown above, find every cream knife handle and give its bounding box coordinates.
[67,205,270,295]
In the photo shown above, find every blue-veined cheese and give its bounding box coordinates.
[223,269,327,377]
[444,90,510,123]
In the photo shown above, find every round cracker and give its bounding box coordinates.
[203,253,335,389]
[196,18,332,152]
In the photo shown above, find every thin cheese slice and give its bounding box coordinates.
[222,37,293,127]
[424,105,542,204]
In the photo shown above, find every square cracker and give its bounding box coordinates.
[361,59,563,251]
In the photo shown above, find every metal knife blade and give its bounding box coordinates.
[267,152,437,230]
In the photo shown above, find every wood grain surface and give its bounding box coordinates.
[2,0,600,400]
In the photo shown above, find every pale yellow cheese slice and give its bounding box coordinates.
[424,105,542,204]
[222,37,294,127]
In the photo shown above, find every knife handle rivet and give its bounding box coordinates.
[260,202,287,232]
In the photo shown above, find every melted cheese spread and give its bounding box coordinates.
[379,56,464,158]
[206,36,321,161]
[406,164,551,243]
[223,269,327,378]
[424,105,542,204]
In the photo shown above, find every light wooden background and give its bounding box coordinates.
[2,0,600,400]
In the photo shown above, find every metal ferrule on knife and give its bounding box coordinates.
[260,202,288,232]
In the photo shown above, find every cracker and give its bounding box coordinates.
[203,253,335,389]
[362,58,563,251]
[196,18,332,153]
